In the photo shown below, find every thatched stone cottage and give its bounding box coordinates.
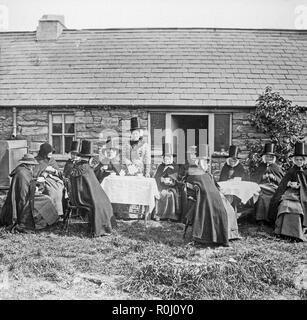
[0,15,307,183]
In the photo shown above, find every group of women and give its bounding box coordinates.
[154,140,307,244]
[0,115,306,245]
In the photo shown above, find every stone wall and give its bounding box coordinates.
[0,108,13,140]
[0,107,306,179]
[0,106,149,169]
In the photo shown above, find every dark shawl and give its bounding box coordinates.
[63,159,75,178]
[269,165,307,225]
[0,164,36,230]
[251,162,284,186]
[154,163,179,191]
[186,166,229,246]
[219,162,247,182]
[70,160,114,236]
[94,159,122,184]
[154,162,181,219]
[33,156,60,178]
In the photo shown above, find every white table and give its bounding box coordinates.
[101,175,160,226]
[218,180,261,204]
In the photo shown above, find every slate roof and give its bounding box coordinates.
[0,28,306,107]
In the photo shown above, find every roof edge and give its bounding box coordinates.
[1,27,307,34]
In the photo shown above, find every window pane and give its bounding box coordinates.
[52,136,62,154]
[65,114,74,123]
[52,123,62,134]
[65,123,75,133]
[214,114,230,152]
[150,112,166,157]
[65,136,74,154]
[52,115,62,123]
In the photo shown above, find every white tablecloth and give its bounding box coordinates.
[101,176,160,213]
[218,180,261,204]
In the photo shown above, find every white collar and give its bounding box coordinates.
[226,158,239,167]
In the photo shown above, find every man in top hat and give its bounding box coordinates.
[0,154,38,232]
[94,137,125,184]
[251,142,284,225]
[154,143,181,221]
[269,142,307,241]
[122,117,151,177]
[69,139,115,237]
[219,145,247,182]
[63,140,80,178]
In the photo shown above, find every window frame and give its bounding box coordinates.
[49,111,76,160]
[213,113,232,155]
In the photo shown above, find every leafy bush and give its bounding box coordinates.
[246,86,305,174]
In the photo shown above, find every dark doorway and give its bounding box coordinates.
[171,115,209,164]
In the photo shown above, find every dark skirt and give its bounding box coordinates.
[274,189,306,241]
[255,183,277,222]
[156,189,180,221]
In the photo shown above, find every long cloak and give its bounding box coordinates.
[33,156,60,178]
[186,166,229,246]
[0,164,36,231]
[154,162,181,221]
[63,159,75,178]
[219,162,247,182]
[94,158,122,184]
[251,162,284,222]
[33,156,64,215]
[269,165,307,226]
[69,160,115,236]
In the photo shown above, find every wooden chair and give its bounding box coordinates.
[62,178,92,235]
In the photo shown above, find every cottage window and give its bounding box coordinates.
[49,113,75,155]
[214,114,231,153]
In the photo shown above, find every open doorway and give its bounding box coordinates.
[171,114,209,164]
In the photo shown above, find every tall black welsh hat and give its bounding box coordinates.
[130,117,143,132]
[262,143,276,156]
[290,142,307,157]
[78,140,93,157]
[70,140,80,154]
[162,143,174,156]
[228,145,239,158]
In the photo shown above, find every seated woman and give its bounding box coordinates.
[69,140,115,237]
[219,145,247,181]
[185,144,239,247]
[33,142,64,217]
[154,143,181,221]
[0,154,58,232]
[269,142,307,242]
[251,143,284,225]
[94,137,124,183]
[32,177,59,230]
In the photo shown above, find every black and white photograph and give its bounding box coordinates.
[0,0,306,305]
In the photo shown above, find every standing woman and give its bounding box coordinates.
[122,117,151,177]
[33,142,64,216]
[269,142,307,242]
[251,143,284,225]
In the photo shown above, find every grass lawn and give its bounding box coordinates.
[0,218,306,300]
